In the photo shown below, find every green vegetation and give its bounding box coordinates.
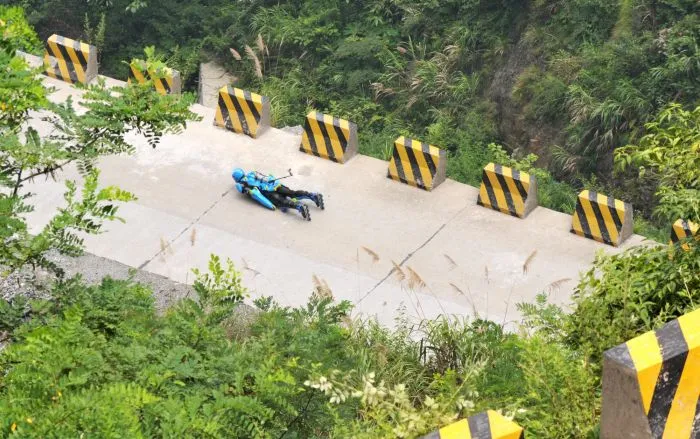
[15,0,700,238]
[1,5,699,438]
[0,6,199,280]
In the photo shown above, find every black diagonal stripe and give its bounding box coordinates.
[331,116,349,151]
[70,38,88,67]
[574,200,593,239]
[227,89,251,134]
[315,115,336,160]
[588,192,612,245]
[682,220,692,238]
[242,90,262,123]
[494,164,517,216]
[511,169,529,199]
[157,77,171,93]
[403,140,426,188]
[391,144,407,183]
[420,142,437,177]
[671,226,682,243]
[605,195,623,231]
[53,38,79,83]
[647,319,689,438]
[691,397,700,437]
[467,412,493,439]
[480,169,500,209]
[217,93,233,130]
[302,119,320,154]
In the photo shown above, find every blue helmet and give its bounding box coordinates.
[232,168,245,182]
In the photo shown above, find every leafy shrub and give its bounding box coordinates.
[567,243,700,365]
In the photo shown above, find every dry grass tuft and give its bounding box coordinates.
[484,265,489,284]
[406,266,426,290]
[312,274,333,299]
[256,33,268,56]
[391,260,405,282]
[229,48,242,61]
[190,228,197,246]
[522,250,538,274]
[245,45,263,78]
[361,246,380,263]
[547,278,571,291]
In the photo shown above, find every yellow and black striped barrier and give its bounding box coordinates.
[570,190,633,246]
[670,219,698,251]
[387,136,446,191]
[213,85,270,139]
[419,410,524,439]
[43,34,97,84]
[602,308,700,439]
[300,111,358,164]
[477,163,538,219]
[128,59,181,95]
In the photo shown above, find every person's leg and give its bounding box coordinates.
[264,191,311,220]
[276,185,324,209]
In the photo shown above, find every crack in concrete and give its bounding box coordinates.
[137,188,233,269]
[356,205,468,304]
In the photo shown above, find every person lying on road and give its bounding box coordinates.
[232,167,324,221]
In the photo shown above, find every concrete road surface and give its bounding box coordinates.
[20,56,648,328]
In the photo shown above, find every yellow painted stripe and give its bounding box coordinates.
[413,142,434,190]
[43,52,58,79]
[131,65,147,84]
[48,39,72,83]
[579,192,604,243]
[520,171,530,192]
[220,90,244,133]
[396,140,417,187]
[479,181,493,209]
[300,129,313,154]
[309,115,330,159]
[596,193,619,245]
[64,44,85,83]
[487,410,524,439]
[388,157,400,182]
[232,88,257,133]
[438,419,471,439]
[323,114,345,159]
[486,170,509,214]
[627,331,663,414]
[663,309,700,438]
[501,166,525,216]
[339,118,350,140]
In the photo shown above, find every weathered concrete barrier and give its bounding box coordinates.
[128,59,181,95]
[387,136,446,191]
[299,111,358,163]
[477,163,538,218]
[670,219,698,252]
[602,308,700,438]
[213,86,270,138]
[419,410,524,439]
[571,190,633,246]
[43,34,97,85]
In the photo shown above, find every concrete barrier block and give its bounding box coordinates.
[602,308,700,438]
[387,136,446,191]
[571,190,633,246]
[419,410,524,439]
[213,85,270,139]
[43,34,97,84]
[670,219,699,252]
[300,111,358,164]
[128,59,182,95]
[477,163,538,219]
